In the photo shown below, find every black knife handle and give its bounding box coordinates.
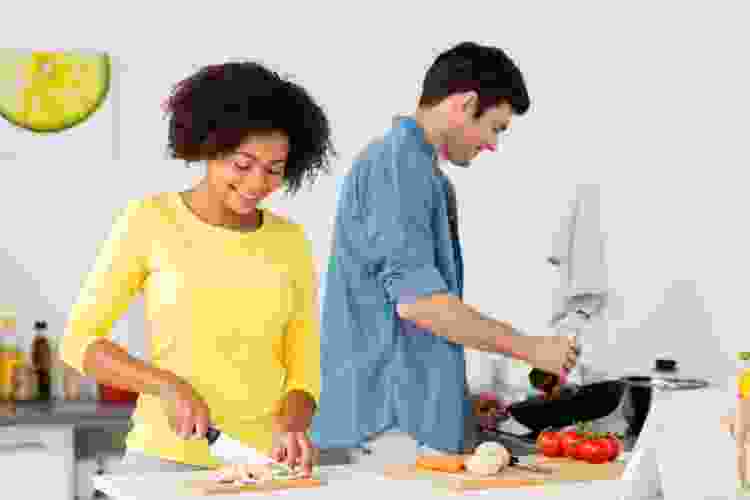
[191,424,220,444]
[206,426,221,445]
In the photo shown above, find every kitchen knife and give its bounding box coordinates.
[197,425,296,475]
[508,455,553,474]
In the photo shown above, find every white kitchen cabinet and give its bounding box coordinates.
[77,457,99,500]
[77,451,126,499]
[0,424,75,500]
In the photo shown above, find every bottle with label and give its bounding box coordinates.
[738,352,750,400]
[737,352,750,493]
[13,365,38,401]
[0,310,20,400]
[31,321,52,400]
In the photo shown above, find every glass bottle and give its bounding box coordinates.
[737,351,750,493]
[0,310,19,400]
[13,365,38,401]
[31,321,52,400]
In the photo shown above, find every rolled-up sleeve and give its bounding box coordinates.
[367,147,449,305]
[60,199,149,375]
[282,225,321,411]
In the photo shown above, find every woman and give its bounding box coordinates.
[60,60,335,479]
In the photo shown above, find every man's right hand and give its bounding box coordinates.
[159,378,211,440]
[515,335,578,377]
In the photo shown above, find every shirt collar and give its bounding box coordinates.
[393,115,438,159]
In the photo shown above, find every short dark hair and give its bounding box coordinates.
[418,42,530,118]
[163,61,336,194]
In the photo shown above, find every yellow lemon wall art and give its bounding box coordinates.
[0,49,110,133]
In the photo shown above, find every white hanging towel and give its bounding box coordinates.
[548,184,609,386]
[549,183,608,317]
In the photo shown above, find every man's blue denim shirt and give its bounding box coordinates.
[310,116,470,453]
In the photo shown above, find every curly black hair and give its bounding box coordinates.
[163,60,336,194]
[419,42,530,118]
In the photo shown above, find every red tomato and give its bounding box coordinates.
[559,431,583,458]
[537,431,563,457]
[575,439,608,463]
[585,439,612,464]
[602,434,623,461]
[574,440,590,461]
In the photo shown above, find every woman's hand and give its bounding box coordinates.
[721,399,750,492]
[159,378,211,440]
[270,390,318,477]
[737,399,750,491]
[271,431,317,477]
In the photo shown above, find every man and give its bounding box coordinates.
[311,42,578,469]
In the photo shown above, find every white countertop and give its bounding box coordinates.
[95,457,649,500]
[619,374,739,500]
[94,370,734,500]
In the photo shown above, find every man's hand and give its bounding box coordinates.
[270,391,318,477]
[512,335,578,377]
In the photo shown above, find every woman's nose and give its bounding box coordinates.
[239,168,269,194]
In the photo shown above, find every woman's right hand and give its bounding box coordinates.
[159,378,211,440]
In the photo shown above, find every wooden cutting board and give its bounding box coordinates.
[183,477,325,495]
[383,455,627,492]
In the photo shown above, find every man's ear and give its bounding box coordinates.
[461,91,479,113]
[445,92,476,127]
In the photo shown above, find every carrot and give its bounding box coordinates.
[416,455,466,473]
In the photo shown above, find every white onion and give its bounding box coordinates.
[474,441,505,457]
[465,454,502,475]
[470,442,512,473]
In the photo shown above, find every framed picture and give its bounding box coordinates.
[0,48,122,160]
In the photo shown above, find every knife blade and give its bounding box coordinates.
[508,455,553,474]
[200,425,296,475]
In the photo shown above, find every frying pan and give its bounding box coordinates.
[473,379,626,442]
[506,379,626,437]
[478,375,709,441]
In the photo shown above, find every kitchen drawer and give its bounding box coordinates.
[77,457,99,500]
[76,452,125,499]
[0,425,75,500]
[0,425,49,448]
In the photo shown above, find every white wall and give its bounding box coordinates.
[2,1,748,398]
